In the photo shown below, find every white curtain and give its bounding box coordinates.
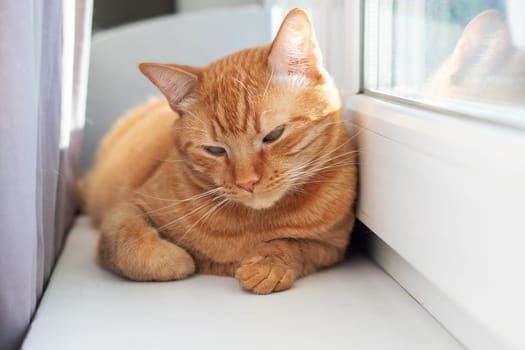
[0,0,92,348]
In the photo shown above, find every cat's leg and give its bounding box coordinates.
[235,238,346,294]
[98,203,195,281]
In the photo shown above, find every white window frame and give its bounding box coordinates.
[309,1,525,350]
[346,94,525,350]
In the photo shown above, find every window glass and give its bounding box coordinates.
[364,0,525,127]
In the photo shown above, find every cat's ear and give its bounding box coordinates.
[139,63,199,114]
[450,10,510,70]
[268,8,322,80]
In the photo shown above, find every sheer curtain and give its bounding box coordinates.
[0,0,92,348]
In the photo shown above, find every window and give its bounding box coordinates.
[269,1,525,349]
[364,0,525,128]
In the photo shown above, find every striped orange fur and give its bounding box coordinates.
[80,8,357,294]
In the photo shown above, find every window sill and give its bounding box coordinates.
[23,216,460,350]
[344,94,525,350]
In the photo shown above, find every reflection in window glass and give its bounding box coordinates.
[364,0,525,126]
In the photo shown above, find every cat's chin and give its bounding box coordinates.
[237,191,283,210]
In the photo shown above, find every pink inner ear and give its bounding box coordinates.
[139,63,198,113]
[268,9,322,80]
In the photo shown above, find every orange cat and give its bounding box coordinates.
[80,8,357,294]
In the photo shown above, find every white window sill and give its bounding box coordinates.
[23,216,460,350]
[345,94,525,350]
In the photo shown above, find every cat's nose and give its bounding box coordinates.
[236,178,260,193]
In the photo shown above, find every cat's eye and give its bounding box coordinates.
[204,146,226,156]
[263,127,285,143]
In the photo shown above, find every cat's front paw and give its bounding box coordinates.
[112,239,195,282]
[235,256,296,294]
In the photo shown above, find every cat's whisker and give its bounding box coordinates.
[133,187,222,203]
[157,195,226,232]
[307,146,361,166]
[137,202,179,218]
[134,188,223,218]
[297,162,358,180]
[301,129,360,165]
[305,150,360,169]
[284,160,358,186]
[176,197,230,243]
[286,149,358,180]
[290,138,356,171]
[296,178,351,187]
[296,158,359,177]
[283,156,360,188]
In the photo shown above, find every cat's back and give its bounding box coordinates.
[80,97,178,225]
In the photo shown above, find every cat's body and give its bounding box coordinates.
[81,9,357,294]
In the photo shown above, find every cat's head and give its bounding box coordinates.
[425,9,525,104]
[139,8,342,209]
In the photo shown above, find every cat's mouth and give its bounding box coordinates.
[235,188,284,210]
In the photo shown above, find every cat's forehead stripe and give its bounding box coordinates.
[254,110,261,133]
[240,90,251,132]
[209,119,218,140]
[196,46,273,135]
[213,118,227,136]
[213,78,259,135]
